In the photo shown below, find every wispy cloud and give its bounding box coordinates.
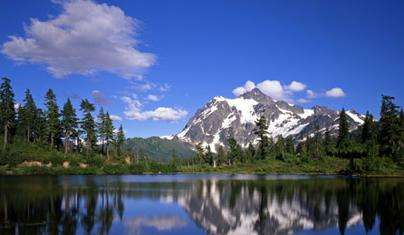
[91,90,111,105]
[110,114,122,121]
[1,0,155,78]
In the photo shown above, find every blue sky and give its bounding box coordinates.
[0,0,403,138]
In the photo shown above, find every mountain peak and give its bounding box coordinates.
[176,90,364,152]
[241,88,273,102]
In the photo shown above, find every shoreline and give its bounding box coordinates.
[1,167,403,177]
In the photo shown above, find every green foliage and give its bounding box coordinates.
[19,89,38,142]
[0,77,16,149]
[337,109,350,157]
[116,124,125,156]
[379,95,400,159]
[80,99,97,152]
[254,116,270,159]
[227,137,242,165]
[44,89,60,149]
[125,137,195,161]
[61,98,78,153]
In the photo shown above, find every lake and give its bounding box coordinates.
[0,174,403,235]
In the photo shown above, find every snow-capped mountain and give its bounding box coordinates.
[174,88,364,151]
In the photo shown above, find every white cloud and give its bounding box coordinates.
[91,90,111,105]
[232,87,247,97]
[147,94,161,102]
[121,96,187,121]
[110,114,122,121]
[306,89,316,99]
[232,80,256,96]
[325,87,346,98]
[297,98,309,104]
[125,216,186,231]
[256,80,287,100]
[1,0,155,78]
[286,81,306,92]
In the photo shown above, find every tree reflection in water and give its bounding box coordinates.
[0,175,403,235]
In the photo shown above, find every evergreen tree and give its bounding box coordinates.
[311,125,323,159]
[170,150,178,167]
[361,112,375,143]
[245,142,255,163]
[205,145,214,166]
[254,116,269,159]
[285,136,295,155]
[195,143,206,164]
[61,99,78,154]
[379,95,400,159]
[80,99,97,153]
[274,135,285,160]
[20,89,37,142]
[44,89,60,149]
[361,112,378,170]
[337,109,350,157]
[34,108,48,144]
[0,77,16,149]
[116,125,125,157]
[323,128,335,157]
[217,145,227,165]
[227,137,242,165]
[97,107,106,153]
[103,112,114,160]
[398,109,404,166]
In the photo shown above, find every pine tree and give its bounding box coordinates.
[361,112,378,170]
[254,116,269,159]
[337,109,350,158]
[205,145,214,166]
[323,128,335,157]
[312,125,323,159]
[285,136,295,155]
[80,99,97,153]
[170,150,178,167]
[0,77,16,149]
[217,145,227,166]
[245,142,255,163]
[274,135,285,160]
[398,109,404,166]
[61,98,78,154]
[97,107,106,154]
[34,108,48,144]
[116,124,125,157]
[45,89,60,149]
[195,143,206,164]
[20,89,37,142]
[103,112,114,160]
[379,95,400,159]
[227,137,242,165]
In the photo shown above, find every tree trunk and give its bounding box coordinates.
[213,160,217,168]
[3,124,8,150]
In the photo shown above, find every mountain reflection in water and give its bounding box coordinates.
[0,174,403,235]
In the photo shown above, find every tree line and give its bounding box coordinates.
[194,95,404,172]
[0,77,125,159]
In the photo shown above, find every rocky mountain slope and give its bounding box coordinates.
[172,88,364,152]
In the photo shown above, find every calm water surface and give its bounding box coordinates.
[0,174,403,235]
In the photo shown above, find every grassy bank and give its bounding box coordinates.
[1,155,403,176]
